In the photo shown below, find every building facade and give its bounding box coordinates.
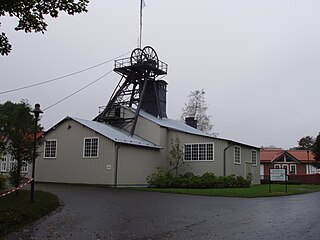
[33,109,260,186]
[260,148,318,180]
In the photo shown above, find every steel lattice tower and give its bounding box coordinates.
[95,46,168,135]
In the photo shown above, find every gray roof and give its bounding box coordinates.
[48,117,160,149]
[138,110,211,137]
[137,110,260,150]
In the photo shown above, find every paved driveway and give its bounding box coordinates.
[6,183,320,240]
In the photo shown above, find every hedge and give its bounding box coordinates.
[147,169,252,188]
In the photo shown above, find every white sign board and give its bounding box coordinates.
[270,169,286,181]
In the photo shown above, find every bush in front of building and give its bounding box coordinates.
[147,169,252,188]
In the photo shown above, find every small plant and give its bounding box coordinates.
[169,137,184,177]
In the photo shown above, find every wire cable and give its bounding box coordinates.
[43,69,113,111]
[0,51,130,95]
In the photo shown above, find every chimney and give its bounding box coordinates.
[185,117,197,129]
[141,80,167,118]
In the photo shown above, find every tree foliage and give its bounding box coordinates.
[297,136,315,150]
[0,0,89,55]
[0,101,43,188]
[312,132,320,166]
[181,89,214,135]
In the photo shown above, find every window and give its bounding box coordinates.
[192,144,199,160]
[199,144,206,160]
[184,145,192,161]
[290,164,297,175]
[207,144,214,160]
[234,146,241,164]
[184,143,214,161]
[282,164,288,174]
[251,150,257,165]
[44,140,57,158]
[1,157,7,172]
[274,164,280,169]
[83,137,99,158]
[21,162,28,173]
[9,158,15,171]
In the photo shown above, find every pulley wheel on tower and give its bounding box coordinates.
[130,48,145,66]
[143,46,159,68]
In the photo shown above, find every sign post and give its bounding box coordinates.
[269,168,287,193]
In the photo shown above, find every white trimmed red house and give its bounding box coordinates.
[260,148,320,183]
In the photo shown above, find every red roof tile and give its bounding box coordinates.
[260,148,285,162]
[260,148,315,163]
[287,150,315,162]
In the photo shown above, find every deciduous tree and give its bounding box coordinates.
[297,136,315,150]
[312,132,320,167]
[0,101,43,188]
[0,0,89,55]
[181,89,214,135]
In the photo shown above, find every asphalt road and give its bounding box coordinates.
[6,184,320,240]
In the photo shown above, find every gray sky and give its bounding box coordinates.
[1,0,319,149]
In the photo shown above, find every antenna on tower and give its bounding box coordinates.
[139,0,146,48]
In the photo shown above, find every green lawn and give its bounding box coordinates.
[134,184,320,198]
[0,190,60,237]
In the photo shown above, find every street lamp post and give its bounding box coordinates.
[30,103,43,203]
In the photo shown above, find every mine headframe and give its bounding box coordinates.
[94,46,168,136]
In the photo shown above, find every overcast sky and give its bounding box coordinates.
[1,0,319,149]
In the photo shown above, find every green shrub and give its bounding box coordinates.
[178,172,199,188]
[200,172,218,188]
[147,168,175,188]
[0,176,6,190]
[147,170,252,188]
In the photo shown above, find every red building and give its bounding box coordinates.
[260,148,318,182]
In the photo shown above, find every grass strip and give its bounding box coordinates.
[0,190,60,237]
[132,184,320,198]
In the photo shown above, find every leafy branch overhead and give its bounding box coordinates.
[0,0,89,55]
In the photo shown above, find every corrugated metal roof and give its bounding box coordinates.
[49,117,161,149]
[137,110,260,149]
[138,110,210,137]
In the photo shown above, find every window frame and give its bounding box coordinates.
[21,161,28,173]
[9,157,15,172]
[251,150,257,166]
[44,139,57,159]
[83,137,99,158]
[290,164,297,175]
[0,157,8,172]
[274,164,281,169]
[282,164,288,174]
[234,145,241,164]
[184,142,214,162]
